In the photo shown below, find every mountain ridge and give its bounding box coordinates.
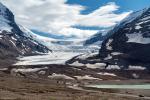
[99,7,150,69]
[0,2,51,66]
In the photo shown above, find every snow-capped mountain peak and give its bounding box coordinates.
[0,2,51,66]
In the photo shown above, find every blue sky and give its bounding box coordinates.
[1,0,150,38]
[67,0,150,14]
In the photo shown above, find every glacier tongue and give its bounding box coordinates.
[14,52,79,65]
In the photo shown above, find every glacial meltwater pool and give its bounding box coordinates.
[86,84,150,90]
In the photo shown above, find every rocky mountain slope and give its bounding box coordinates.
[68,7,150,71]
[0,3,50,66]
[99,7,150,70]
[84,29,110,46]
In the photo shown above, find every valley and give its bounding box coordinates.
[0,1,149,100]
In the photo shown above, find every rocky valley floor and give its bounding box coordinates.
[0,53,150,100]
[0,65,150,100]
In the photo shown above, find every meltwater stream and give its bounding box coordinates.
[86,84,150,90]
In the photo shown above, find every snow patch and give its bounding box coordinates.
[77,52,98,60]
[135,25,142,30]
[0,35,3,39]
[38,71,46,75]
[11,36,17,41]
[111,52,123,56]
[140,16,150,21]
[126,32,150,44]
[97,72,117,76]
[0,35,3,37]
[9,40,16,47]
[128,66,146,70]
[69,61,106,69]
[104,54,112,60]
[86,63,106,69]
[0,68,8,71]
[69,61,85,66]
[48,73,73,80]
[74,75,101,80]
[106,39,113,50]
[132,73,139,79]
[106,65,120,70]
[12,67,48,73]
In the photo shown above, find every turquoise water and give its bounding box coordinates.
[86,84,150,90]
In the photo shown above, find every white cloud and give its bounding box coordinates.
[77,2,132,27]
[59,27,97,37]
[0,0,131,38]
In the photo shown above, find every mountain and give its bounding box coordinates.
[65,7,150,79]
[0,3,50,66]
[24,27,99,53]
[67,7,150,70]
[83,29,111,46]
[84,32,104,46]
[99,7,150,70]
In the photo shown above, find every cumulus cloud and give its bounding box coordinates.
[0,0,131,38]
